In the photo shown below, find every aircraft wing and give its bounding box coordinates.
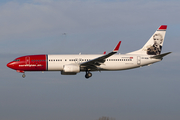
[80,41,121,70]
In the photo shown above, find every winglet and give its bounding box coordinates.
[113,41,121,52]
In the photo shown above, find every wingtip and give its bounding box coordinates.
[113,41,121,52]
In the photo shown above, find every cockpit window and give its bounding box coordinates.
[13,59,20,62]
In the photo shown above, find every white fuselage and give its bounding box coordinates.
[47,54,161,71]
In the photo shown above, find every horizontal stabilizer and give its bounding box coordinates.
[150,52,172,59]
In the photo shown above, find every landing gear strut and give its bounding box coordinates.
[85,70,92,79]
[22,73,26,78]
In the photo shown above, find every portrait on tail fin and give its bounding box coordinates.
[147,33,163,55]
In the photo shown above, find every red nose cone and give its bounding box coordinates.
[7,62,11,68]
[7,62,14,69]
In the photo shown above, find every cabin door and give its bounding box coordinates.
[75,58,82,63]
[25,57,30,65]
[137,56,141,65]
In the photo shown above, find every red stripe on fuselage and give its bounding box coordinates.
[7,55,47,71]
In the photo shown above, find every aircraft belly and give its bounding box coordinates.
[100,62,137,70]
[48,62,63,71]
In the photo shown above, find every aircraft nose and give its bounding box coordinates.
[7,62,10,68]
[7,62,14,69]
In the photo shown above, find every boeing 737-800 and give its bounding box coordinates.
[7,25,171,78]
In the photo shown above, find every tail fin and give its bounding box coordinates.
[128,25,167,55]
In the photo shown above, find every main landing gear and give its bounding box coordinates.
[22,73,26,78]
[85,70,92,79]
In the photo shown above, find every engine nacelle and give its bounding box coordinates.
[61,64,80,75]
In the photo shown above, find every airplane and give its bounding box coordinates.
[7,25,171,79]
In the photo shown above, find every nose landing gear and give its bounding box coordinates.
[85,71,92,79]
[22,73,26,78]
[16,70,26,78]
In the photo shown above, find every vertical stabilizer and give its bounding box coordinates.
[128,25,167,55]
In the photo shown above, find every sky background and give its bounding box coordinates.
[0,0,180,120]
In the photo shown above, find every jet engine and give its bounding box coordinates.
[61,64,80,75]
